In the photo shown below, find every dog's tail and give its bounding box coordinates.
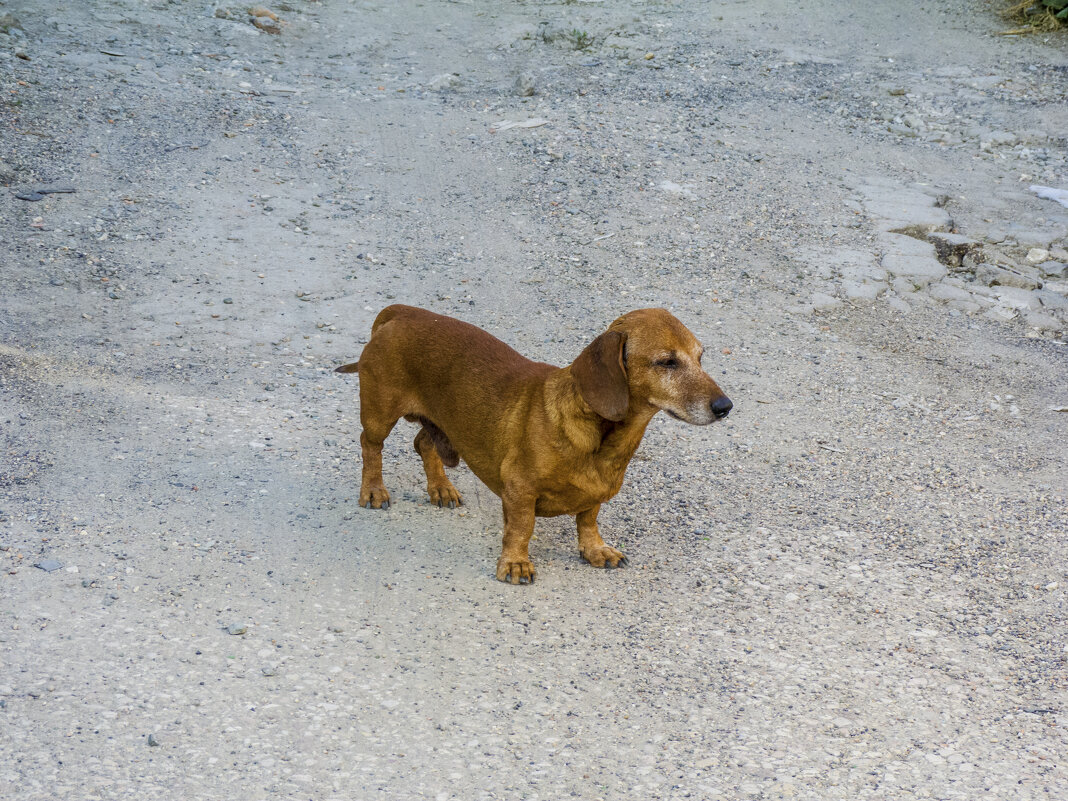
[334,361,360,374]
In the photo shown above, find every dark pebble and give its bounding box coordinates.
[34,559,63,572]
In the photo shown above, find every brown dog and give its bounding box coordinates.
[335,304,732,584]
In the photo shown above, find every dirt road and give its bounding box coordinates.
[2,1,1067,798]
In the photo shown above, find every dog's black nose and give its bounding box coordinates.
[711,396,733,419]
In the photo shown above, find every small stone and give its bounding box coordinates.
[1027,248,1051,264]
[223,297,234,304]
[927,282,976,304]
[1024,310,1063,332]
[810,292,842,311]
[0,159,16,186]
[250,15,281,34]
[34,559,63,572]
[946,299,981,314]
[33,183,75,195]
[842,281,886,301]
[984,305,1017,322]
[975,263,1041,290]
[226,622,249,636]
[426,73,460,91]
[1037,261,1066,279]
[891,276,921,294]
[147,733,161,747]
[514,72,535,97]
[1035,290,1068,312]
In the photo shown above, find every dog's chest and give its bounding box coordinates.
[532,461,626,517]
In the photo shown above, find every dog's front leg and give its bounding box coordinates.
[576,505,628,568]
[497,488,537,585]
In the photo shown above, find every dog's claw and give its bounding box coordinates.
[580,544,628,569]
[620,556,629,567]
[448,500,456,509]
[381,501,390,510]
[364,502,372,509]
[497,556,536,585]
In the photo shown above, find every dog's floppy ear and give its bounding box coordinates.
[572,330,628,421]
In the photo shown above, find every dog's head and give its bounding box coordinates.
[571,309,732,424]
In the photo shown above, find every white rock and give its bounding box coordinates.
[1037,261,1066,279]
[1036,290,1068,312]
[1029,184,1068,209]
[984,305,1017,322]
[810,292,842,311]
[947,299,981,314]
[994,286,1041,311]
[975,263,1041,290]
[842,280,886,301]
[879,233,946,285]
[1024,310,1063,332]
[1026,248,1051,264]
[927,282,976,304]
[891,276,921,294]
[849,177,953,232]
[658,180,693,196]
[426,73,461,90]
[884,295,912,313]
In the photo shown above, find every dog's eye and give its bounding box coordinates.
[655,357,679,369]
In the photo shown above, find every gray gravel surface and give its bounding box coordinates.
[1,1,1067,799]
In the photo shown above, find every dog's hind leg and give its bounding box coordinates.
[358,391,402,510]
[414,423,463,509]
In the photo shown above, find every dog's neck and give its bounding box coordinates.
[546,370,658,460]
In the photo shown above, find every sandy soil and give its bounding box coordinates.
[1,1,1067,799]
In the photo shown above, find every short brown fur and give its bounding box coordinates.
[336,304,732,584]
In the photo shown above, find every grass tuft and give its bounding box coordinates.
[1001,1,1067,33]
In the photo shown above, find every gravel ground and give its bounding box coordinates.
[1,1,1067,799]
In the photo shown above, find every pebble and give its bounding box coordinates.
[1035,289,1068,313]
[974,263,1041,290]
[927,282,976,305]
[842,280,886,301]
[0,159,15,186]
[1026,248,1051,264]
[147,733,161,747]
[226,622,249,635]
[1024,310,1063,332]
[250,14,281,35]
[993,285,1041,311]
[514,71,535,97]
[810,292,842,311]
[34,559,63,572]
[426,73,460,91]
[1037,261,1066,279]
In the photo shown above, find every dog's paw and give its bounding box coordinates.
[580,545,628,569]
[359,486,391,510]
[427,482,463,509]
[496,556,536,585]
